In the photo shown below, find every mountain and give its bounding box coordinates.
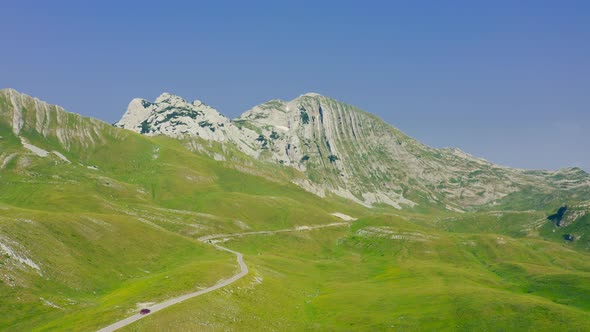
[116,92,590,211]
[0,88,363,330]
[3,88,590,331]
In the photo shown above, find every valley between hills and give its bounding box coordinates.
[1,88,590,331]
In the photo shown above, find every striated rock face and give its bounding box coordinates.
[116,92,590,210]
[0,88,115,152]
[234,94,421,208]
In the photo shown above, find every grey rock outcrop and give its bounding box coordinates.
[115,93,260,157]
[549,203,589,227]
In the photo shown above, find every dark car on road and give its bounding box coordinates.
[140,309,151,315]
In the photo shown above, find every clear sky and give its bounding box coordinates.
[1,1,588,171]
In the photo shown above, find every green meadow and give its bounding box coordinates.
[124,215,590,331]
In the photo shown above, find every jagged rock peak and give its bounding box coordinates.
[114,92,248,146]
[154,92,188,105]
[300,92,322,98]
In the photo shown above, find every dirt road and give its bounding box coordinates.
[96,221,350,332]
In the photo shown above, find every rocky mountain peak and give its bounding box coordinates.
[154,92,186,104]
[113,91,590,211]
[151,93,212,110]
[300,92,322,98]
[114,92,234,141]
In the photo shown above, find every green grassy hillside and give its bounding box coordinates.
[2,89,590,331]
[0,91,366,330]
[125,215,590,331]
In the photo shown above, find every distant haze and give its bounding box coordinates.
[1,1,588,171]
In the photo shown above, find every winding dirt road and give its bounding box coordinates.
[96,221,350,332]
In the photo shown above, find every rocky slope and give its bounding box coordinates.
[548,203,589,228]
[115,91,590,210]
[0,88,122,154]
[116,93,259,156]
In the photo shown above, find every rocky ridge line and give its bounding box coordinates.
[115,91,590,210]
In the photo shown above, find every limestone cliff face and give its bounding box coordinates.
[235,94,421,208]
[114,93,260,157]
[115,91,590,210]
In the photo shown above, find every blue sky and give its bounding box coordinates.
[1,1,589,171]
